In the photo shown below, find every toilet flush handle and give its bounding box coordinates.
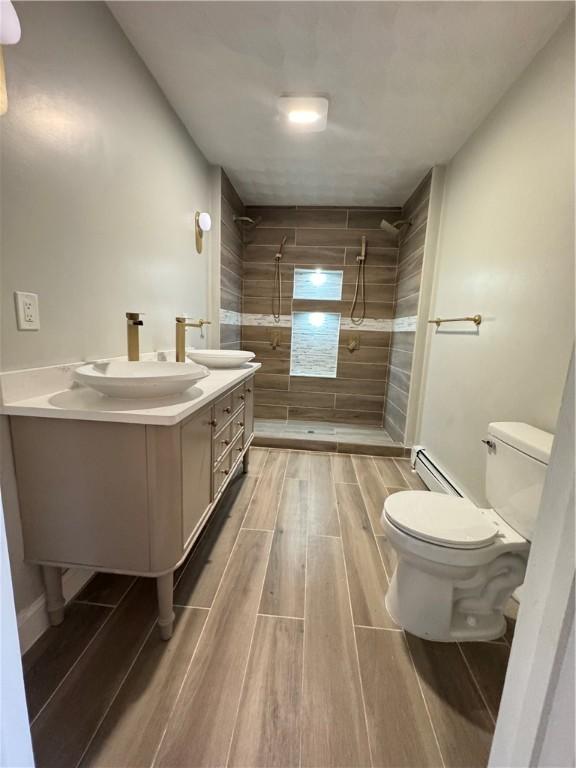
[482,439,496,450]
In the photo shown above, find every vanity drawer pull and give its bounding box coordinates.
[236,421,244,427]
[246,387,252,393]
[237,446,243,452]
[223,406,232,414]
[210,419,218,427]
[221,439,230,446]
[221,468,229,475]
[239,394,245,400]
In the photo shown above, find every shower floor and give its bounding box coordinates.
[253,418,407,456]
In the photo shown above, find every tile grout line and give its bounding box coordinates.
[223,460,284,768]
[331,460,374,768]
[457,642,497,726]
[74,618,159,768]
[71,598,119,609]
[353,624,403,632]
[239,449,280,531]
[403,634,447,768]
[374,453,449,764]
[394,456,417,487]
[174,461,263,597]
[150,517,257,768]
[242,526,275,532]
[257,612,304,622]
[358,452,446,767]
[352,455,396,588]
[29,577,138,728]
[299,458,311,768]
[368,456,396,582]
[224,516,278,766]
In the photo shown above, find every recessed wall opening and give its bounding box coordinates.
[293,268,343,301]
[290,311,340,378]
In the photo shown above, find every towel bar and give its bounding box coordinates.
[428,314,482,328]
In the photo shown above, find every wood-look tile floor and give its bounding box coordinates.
[24,449,515,768]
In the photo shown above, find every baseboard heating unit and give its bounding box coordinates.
[410,447,463,497]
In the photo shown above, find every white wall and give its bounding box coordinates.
[0,2,216,615]
[489,354,574,768]
[0,491,34,767]
[417,17,574,504]
[1,2,214,370]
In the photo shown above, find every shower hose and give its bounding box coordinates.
[272,236,287,323]
[350,236,367,325]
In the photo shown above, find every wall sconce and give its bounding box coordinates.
[195,211,211,254]
[0,0,22,116]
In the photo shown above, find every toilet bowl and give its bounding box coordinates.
[381,422,553,642]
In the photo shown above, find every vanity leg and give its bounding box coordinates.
[243,447,250,474]
[156,572,175,641]
[42,566,65,626]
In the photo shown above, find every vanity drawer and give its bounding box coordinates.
[231,384,247,412]
[230,406,245,441]
[213,422,233,465]
[213,391,235,427]
[212,384,247,432]
[213,448,232,498]
[229,429,245,465]
[212,429,245,498]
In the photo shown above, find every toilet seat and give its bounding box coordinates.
[384,491,498,549]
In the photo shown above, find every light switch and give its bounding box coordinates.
[15,291,40,331]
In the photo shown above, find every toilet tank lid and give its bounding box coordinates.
[488,422,554,465]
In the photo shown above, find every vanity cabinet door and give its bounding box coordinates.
[181,405,212,547]
[244,376,255,441]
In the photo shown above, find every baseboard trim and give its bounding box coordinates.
[17,568,94,654]
[410,445,464,496]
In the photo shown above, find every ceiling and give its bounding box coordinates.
[110,2,570,206]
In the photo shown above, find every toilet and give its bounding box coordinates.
[381,422,554,642]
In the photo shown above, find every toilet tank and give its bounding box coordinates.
[485,422,554,541]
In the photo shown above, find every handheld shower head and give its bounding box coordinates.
[379,218,412,237]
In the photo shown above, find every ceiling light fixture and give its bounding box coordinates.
[278,96,329,133]
[288,110,320,125]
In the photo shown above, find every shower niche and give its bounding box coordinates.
[290,311,341,378]
[218,168,435,453]
[292,268,343,301]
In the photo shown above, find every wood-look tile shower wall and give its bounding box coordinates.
[383,172,432,441]
[220,171,244,350]
[241,205,401,426]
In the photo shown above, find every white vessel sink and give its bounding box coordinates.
[74,360,209,399]
[187,349,255,369]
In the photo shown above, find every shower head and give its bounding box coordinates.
[233,215,262,229]
[379,218,412,237]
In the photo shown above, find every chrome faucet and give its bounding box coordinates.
[175,317,212,362]
[126,312,144,361]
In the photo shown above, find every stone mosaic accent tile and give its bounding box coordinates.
[219,309,242,326]
[290,312,341,378]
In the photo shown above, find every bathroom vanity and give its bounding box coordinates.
[2,363,258,639]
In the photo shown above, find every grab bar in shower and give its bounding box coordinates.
[428,314,482,328]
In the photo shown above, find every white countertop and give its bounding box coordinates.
[0,361,260,426]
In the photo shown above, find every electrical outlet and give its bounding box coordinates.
[15,291,40,331]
